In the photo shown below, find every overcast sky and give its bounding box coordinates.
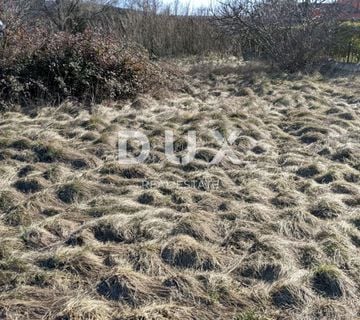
[117,0,215,13]
[162,0,215,12]
[177,0,214,8]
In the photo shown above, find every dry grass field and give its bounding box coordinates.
[0,59,359,319]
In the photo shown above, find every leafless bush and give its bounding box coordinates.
[216,0,342,71]
[0,26,160,109]
[0,0,30,37]
[40,0,116,33]
[1,0,233,58]
[100,1,234,57]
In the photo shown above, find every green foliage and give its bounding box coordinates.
[314,264,340,279]
[332,22,360,63]
[0,29,153,109]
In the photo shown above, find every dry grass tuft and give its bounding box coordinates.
[100,162,148,180]
[57,180,93,204]
[270,277,314,310]
[171,212,219,241]
[92,216,152,244]
[296,164,321,178]
[310,264,353,299]
[96,268,167,305]
[310,199,343,220]
[13,178,44,194]
[161,235,219,271]
[48,295,113,320]
[38,248,104,277]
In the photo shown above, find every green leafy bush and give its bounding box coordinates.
[0,28,155,109]
[332,22,360,63]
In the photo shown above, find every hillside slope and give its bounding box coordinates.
[0,60,359,319]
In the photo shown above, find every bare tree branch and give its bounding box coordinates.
[216,0,342,70]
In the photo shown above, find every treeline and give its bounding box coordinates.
[0,0,234,58]
[332,22,360,63]
[5,0,356,68]
[105,10,233,57]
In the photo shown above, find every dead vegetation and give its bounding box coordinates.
[0,59,359,319]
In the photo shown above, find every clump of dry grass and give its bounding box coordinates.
[38,248,104,277]
[21,226,58,249]
[126,243,169,276]
[32,142,66,163]
[273,209,317,240]
[170,212,219,241]
[49,295,113,320]
[100,162,148,179]
[56,180,94,204]
[13,178,45,194]
[296,164,321,178]
[92,216,152,244]
[119,304,207,320]
[96,268,167,305]
[4,205,32,227]
[310,199,343,220]
[161,235,219,271]
[235,310,269,320]
[270,281,313,309]
[296,245,323,269]
[137,191,157,205]
[0,189,20,212]
[222,227,257,252]
[310,264,353,299]
[236,259,284,283]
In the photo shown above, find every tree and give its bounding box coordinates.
[41,0,116,33]
[216,0,342,71]
[0,0,31,29]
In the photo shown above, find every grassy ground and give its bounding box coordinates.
[0,59,359,319]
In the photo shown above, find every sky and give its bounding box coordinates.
[179,0,214,8]
[117,0,215,13]
[162,0,215,12]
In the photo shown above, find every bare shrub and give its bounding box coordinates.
[101,1,234,57]
[0,27,158,108]
[216,0,341,71]
[40,0,116,33]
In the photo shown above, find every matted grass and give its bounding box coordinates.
[0,59,359,319]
